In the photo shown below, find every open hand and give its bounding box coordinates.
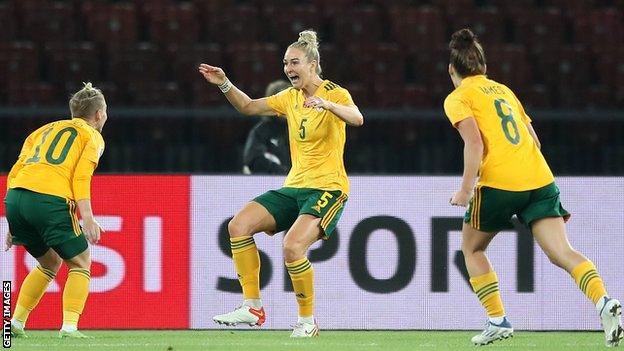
[198,64,227,86]
[303,96,331,110]
[83,217,105,244]
[4,231,12,252]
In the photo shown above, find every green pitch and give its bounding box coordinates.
[9,330,605,351]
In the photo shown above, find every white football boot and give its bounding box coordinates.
[213,305,266,327]
[599,297,623,347]
[471,317,513,345]
[290,319,319,338]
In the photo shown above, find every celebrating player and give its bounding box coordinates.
[4,82,107,338]
[199,29,363,337]
[444,28,623,346]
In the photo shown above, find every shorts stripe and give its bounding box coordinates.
[320,193,347,229]
[473,186,482,230]
[470,189,475,227]
[67,199,80,235]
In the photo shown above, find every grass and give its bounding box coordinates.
[8,330,606,351]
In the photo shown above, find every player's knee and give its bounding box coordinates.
[64,249,91,270]
[461,242,481,257]
[42,255,63,273]
[228,218,250,238]
[37,249,63,273]
[282,239,305,262]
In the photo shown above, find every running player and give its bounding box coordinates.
[444,28,623,347]
[199,29,363,337]
[4,82,107,338]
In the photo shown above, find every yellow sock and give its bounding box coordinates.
[470,271,506,318]
[286,257,314,317]
[571,260,607,304]
[231,236,260,299]
[14,265,56,324]
[63,269,91,327]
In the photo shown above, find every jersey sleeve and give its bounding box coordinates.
[72,135,104,200]
[7,127,43,189]
[443,93,473,127]
[331,87,355,106]
[266,88,291,116]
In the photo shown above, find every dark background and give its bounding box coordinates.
[1,0,623,174]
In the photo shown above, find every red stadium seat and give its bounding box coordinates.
[389,5,444,51]
[573,8,624,53]
[373,83,404,108]
[204,5,260,44]
[532,44,590,90]
[513,7,564,50]
[0,3,16,42]
[19,1,75,43]
[311,0,357,19]
[192,81,227,106]
[431,0,474,15]
[8,82,57,106]
[585,84,613,108]
[169,44,224,87]
[333,6,383,44]
[348,43,405,88]
[44,42,100,86]
[143,2,199,47]
[546,0,593,18]
[593,48,623,88]
[404,84,430,107]
[447,7,506,45]
[486,0,535,14]
[108,43,167,87]
[318,44,351,86]
[82,2,138,51]
[486,44,530,88]
[517,84,552,109]
[191,0,235,16]
[408,45,449,87]
[226,42,281,97]
[343,82,371,108]
[262,5,322,47]
[556,45,591,89]
[128,82,184,106]
[373,83,430,108]
[0,42,39,92]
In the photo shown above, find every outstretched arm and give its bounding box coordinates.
[198,64,275,116]
[450,117,483,207]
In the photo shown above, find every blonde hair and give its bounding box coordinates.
[69,82,105,118]
[449,28,486,77]
[288,30,322,76]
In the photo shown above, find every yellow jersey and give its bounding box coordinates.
[444,75,554,191]
[266,80,352,194]
[7,118,105,200]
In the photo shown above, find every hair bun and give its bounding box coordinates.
[450,28,476,50]
[298,30,319,49]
